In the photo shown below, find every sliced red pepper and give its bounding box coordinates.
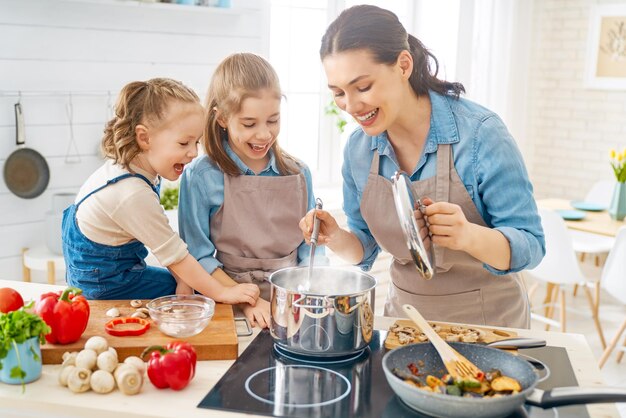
[105,317,150,337]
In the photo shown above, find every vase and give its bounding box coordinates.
[0,337,43,384]
[608,182,626,221]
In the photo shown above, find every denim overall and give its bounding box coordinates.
[62,173,177,300]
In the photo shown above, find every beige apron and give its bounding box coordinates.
[360,144,530,328]
[210,172,308,301]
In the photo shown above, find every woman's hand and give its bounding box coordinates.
[218,283,260,306]
[241,298,271,329]
[299,209,340,246]
[422,198,474,252]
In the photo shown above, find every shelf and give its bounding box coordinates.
[63,0,240,15]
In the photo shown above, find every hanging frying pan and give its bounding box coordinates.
[3,102,50,199]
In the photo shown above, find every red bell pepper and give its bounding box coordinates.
[142,341,197,390]
[105,317,150,337]
[35,287,90,344]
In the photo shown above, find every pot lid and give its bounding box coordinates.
[391,171,434,280]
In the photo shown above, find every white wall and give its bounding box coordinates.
[527,0,626,199]
[0,0,269,281]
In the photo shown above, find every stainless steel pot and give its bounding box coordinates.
[269,266,376,357]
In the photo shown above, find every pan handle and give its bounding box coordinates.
[14,102,25,146]
[526,386,626,408]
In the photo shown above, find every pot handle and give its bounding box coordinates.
[293,294,332,310]
[526,386,626,408]
[15,102,25,146]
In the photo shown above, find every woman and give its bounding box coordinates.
[300,5,544,328]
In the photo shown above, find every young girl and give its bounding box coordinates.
[178,53,324,329]
[301,5,544,328]
[62,77,260,306]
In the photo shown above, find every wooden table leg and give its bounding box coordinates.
[22,248,31,283]
[47,261,55,285]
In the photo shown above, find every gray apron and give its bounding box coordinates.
[360,144,530,328]
[210,172,308,301]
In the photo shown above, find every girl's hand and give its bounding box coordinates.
[422,198,474,251]
[219,283,259,306]
[241,298,271,329]
[299,209,340,246]
[175,282,194,296]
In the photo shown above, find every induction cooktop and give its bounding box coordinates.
[197,330,589,418]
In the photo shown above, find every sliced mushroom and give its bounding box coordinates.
[106,307,121,318]
[130,300,143,308]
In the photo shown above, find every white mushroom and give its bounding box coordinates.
[67,367,92,393]
[114,364,143,395]
[85,336,109,355]
[58,364,76,387]
[108,347,118,359]
[130,300,143,308]
[106,307,121,318]
[61,351,78,367]
[124,356,146,375]
[90,370,116,394]
[96,351,118,373]
[75,349,98,370]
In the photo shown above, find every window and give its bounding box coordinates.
[269,0,460,188]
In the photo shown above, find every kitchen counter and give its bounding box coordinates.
[0,280,620,418]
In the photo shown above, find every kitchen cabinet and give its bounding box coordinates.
[0,280,620,418]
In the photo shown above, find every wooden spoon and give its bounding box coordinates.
[402,304,483,380]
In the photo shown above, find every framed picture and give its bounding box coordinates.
[585,4,626,89]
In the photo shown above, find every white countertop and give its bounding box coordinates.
[0,280,619,418]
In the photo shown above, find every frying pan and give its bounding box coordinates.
[3,102,50,199]
[383,342,626,418]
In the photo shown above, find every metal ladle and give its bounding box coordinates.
[302,198,323,291]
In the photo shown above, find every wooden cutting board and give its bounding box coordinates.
[41,300,238,364]
[384,319,517,350]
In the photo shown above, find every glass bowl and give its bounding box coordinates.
[147,294,215,338]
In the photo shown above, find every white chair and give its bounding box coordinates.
[571,179,615,266]
[598,226,626,368]
[526,209,606,347]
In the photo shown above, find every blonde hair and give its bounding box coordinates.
[204,53,300,176]
[101,78,200,170]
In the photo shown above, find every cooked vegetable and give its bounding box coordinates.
[392,364,522,398]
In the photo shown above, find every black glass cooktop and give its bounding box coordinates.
[198,330,589,418]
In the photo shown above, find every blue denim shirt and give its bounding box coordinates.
[178,142,324,274]
[343,91,545,275]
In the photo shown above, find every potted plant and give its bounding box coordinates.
[0,302,51,390]
[160,184,179,231]
[609,148,626,221]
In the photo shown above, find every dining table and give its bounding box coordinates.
[536,198,625,237]
[0,279,621,418]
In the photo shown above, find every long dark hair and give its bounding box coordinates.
[320,5,464,99]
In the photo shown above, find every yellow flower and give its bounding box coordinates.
[611,149,616,159]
